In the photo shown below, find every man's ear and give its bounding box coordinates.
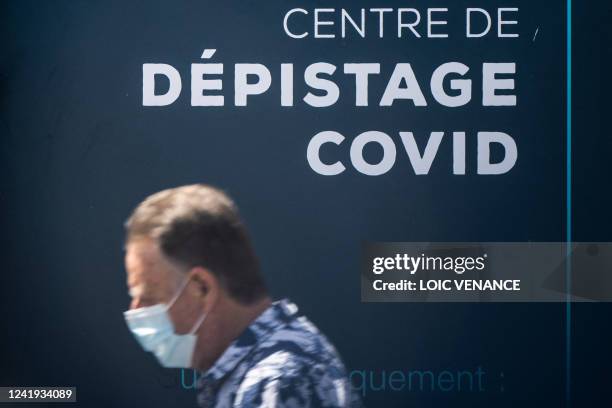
[190,266,219,309]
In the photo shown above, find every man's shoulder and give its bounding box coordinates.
[254,315,343,367]
[234,347,358,408]
[231,316,361,407]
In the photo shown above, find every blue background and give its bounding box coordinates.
[1,0,611,406]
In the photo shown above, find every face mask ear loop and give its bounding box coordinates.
[167,275,192,309]
[189,310,207,335]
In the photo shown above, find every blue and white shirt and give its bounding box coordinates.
[196,299,362,408]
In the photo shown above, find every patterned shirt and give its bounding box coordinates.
[196,299,362,408]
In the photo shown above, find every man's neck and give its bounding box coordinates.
[224,296,272,340]
[193,295,272,371]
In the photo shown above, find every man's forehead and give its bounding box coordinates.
[125,239,177,289]
[126,238,162,264]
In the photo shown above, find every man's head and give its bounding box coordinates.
[124,184,270,369]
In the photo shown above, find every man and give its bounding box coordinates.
[122,184,362,408]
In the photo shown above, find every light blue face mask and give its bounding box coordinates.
[124,277,207,368]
